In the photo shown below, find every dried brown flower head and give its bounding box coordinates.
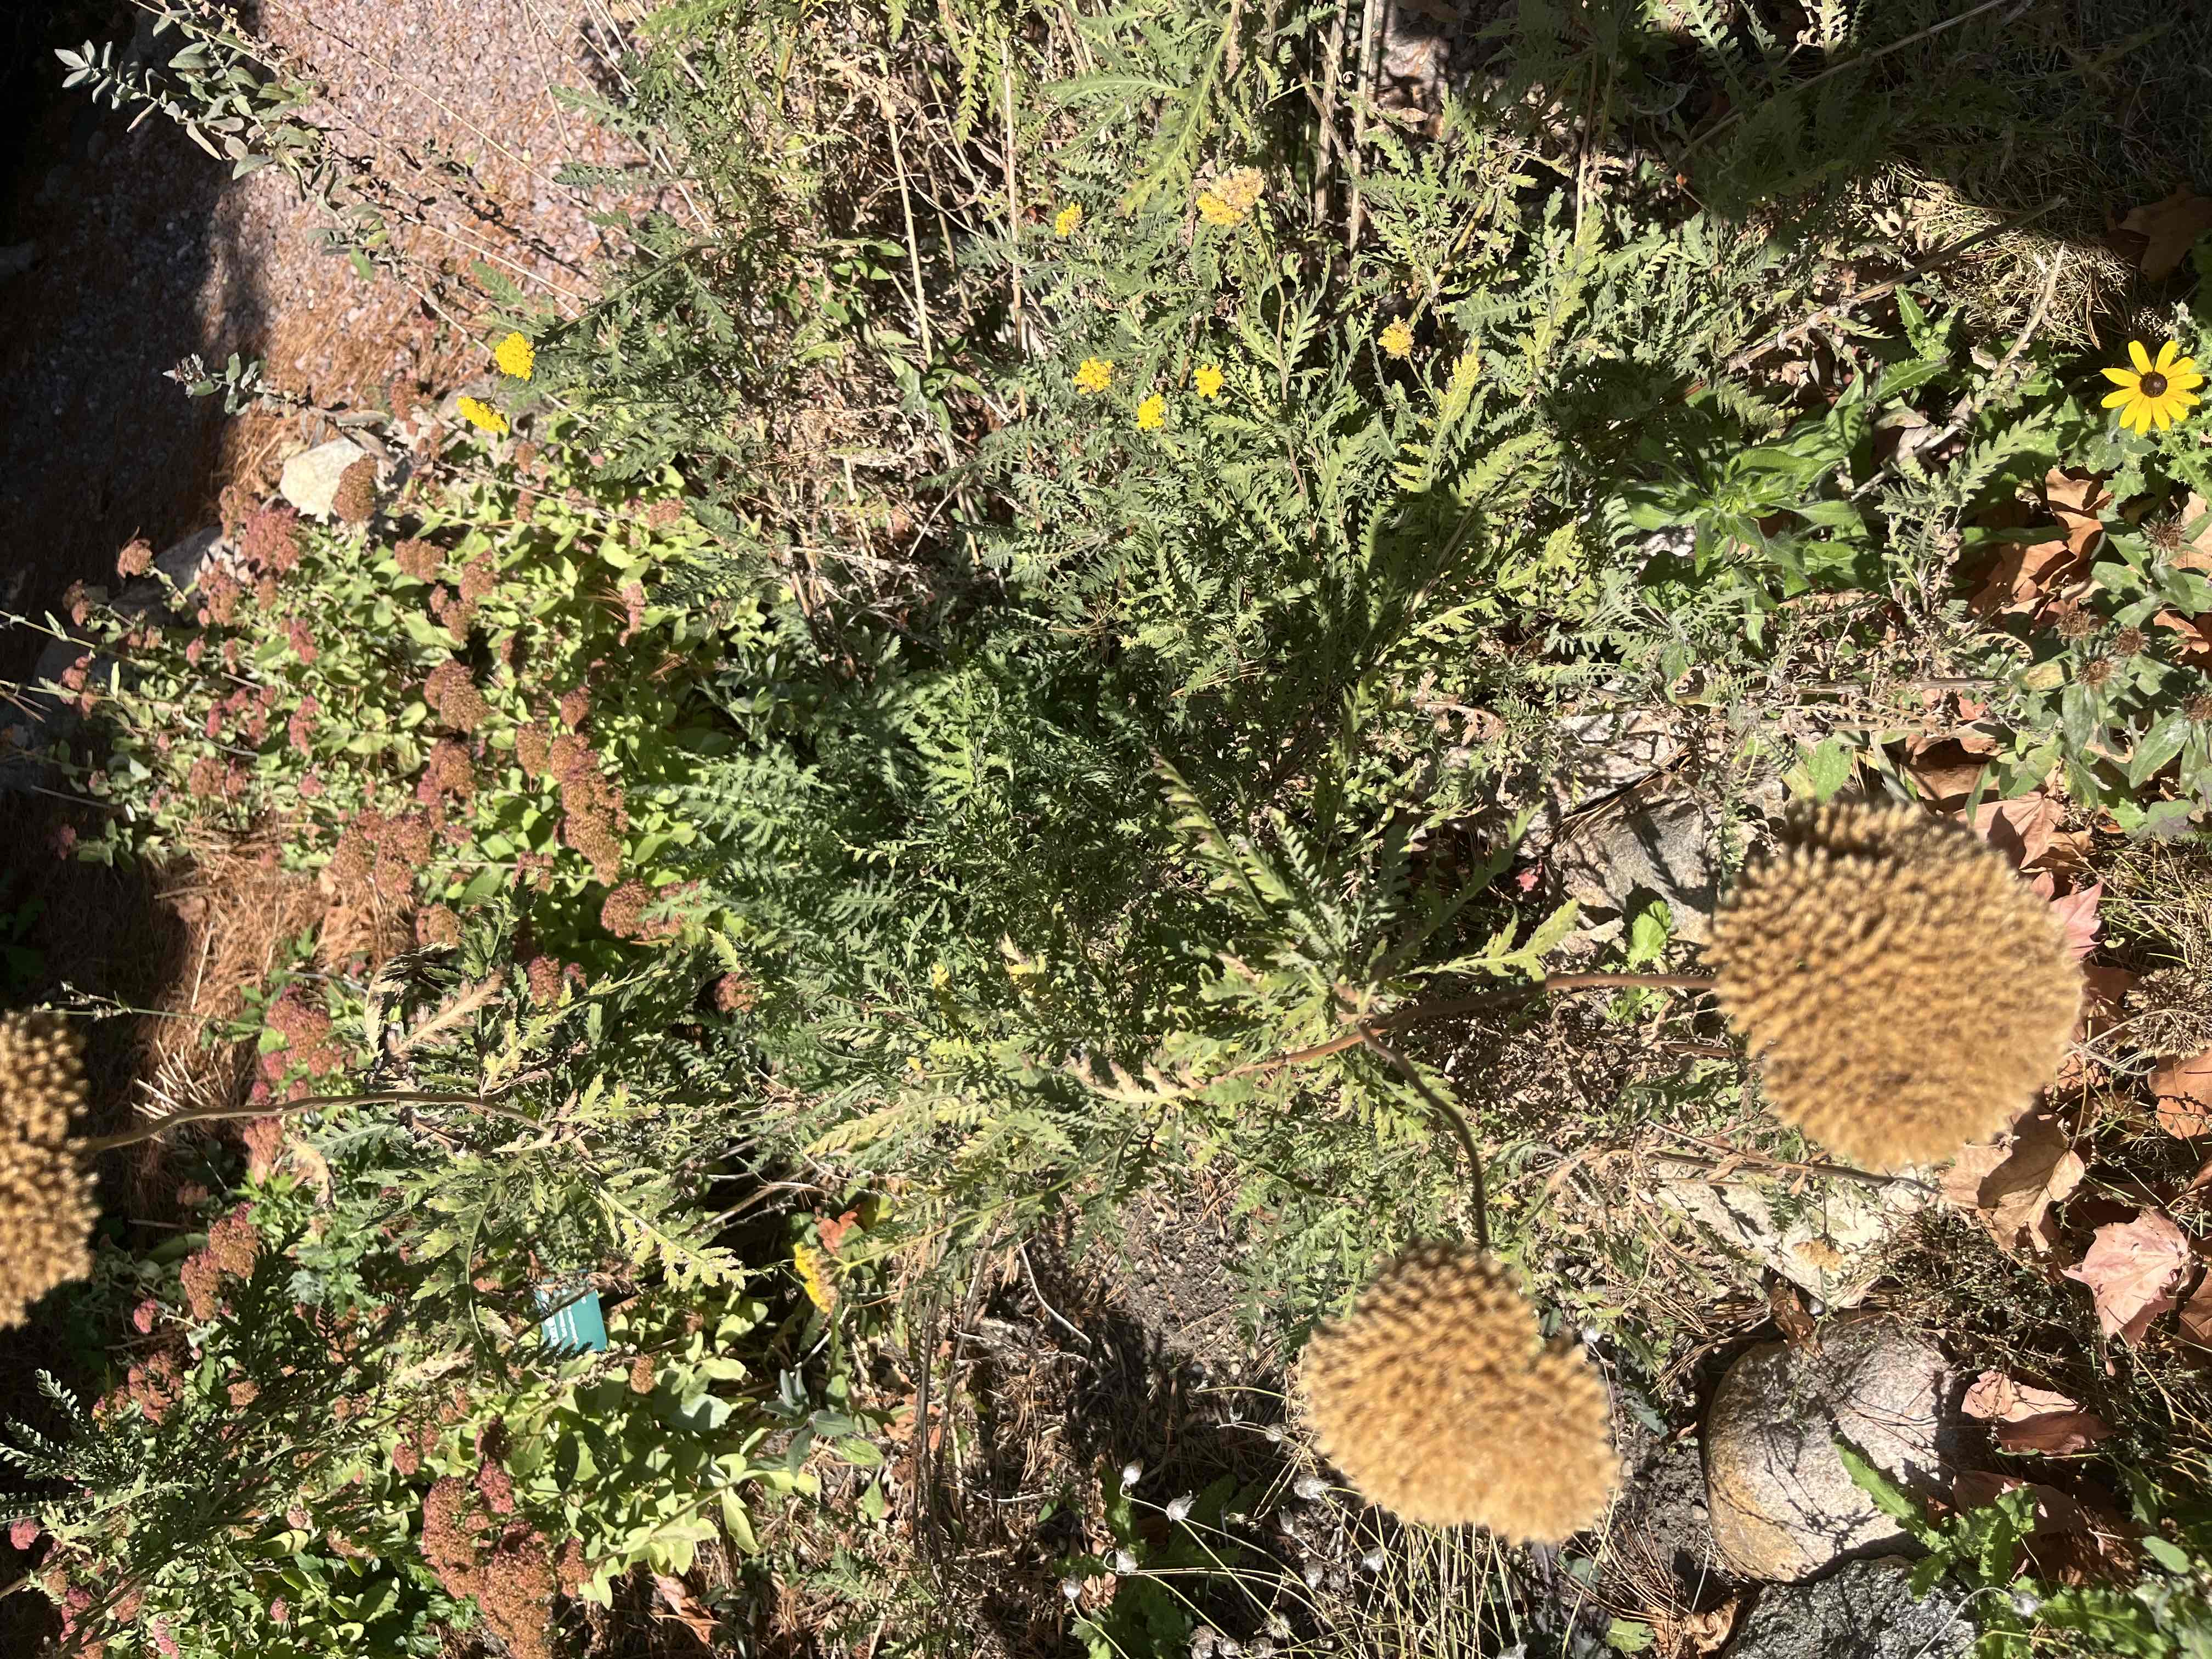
[600,882,650,939]
[1299,1245,1619,1540]
[2188,691,2212,724]
[238,505,303,575]
[331,458,379,525]
[2079,655,2117,690]
[0,1014,97,1328]
[2113,627,2149,657]
[1707,805,2081,1170]
[2055,608,2098,641]
[2125,968,2212,1059]
[393,538,444,582]
[2147,516,2187,554]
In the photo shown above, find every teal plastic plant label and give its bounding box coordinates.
[535,1283,608,1353]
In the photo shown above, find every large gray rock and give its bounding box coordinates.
[1553,793,1723,941]
[279,437,370,520]
[1705,1319,1954,1581]
[1723,1559,1974,1658]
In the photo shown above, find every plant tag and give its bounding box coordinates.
[535,1282,607,1353]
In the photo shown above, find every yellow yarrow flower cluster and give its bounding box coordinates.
[456,396,510,436]
[1195,166,1265,228]
[1194,363,1224,399]
[1378,320,1415,360]
[1074,357,1114,394]
[493,331,535,380]
[793,1242,837,1312]
[2102,338,2202,435]
[1136,393,1166,431]
[1054,202,1083,238]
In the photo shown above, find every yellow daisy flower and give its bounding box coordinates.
[493,331,535,380]
[1074,357,1114,394]
[1193,363,1224,399]
[1378,320,1415,360]
[1136,393,1166,431]
[1054,202,1083,238]
[2102,338,2203,435]
[456,396,510,436]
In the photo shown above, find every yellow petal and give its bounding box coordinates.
[2158,340,2181,372]
[2171,370,2205,392]
[2128,404,2151,435]
[2131,340,2154,374]
[2103,388,2137,409]
[2155,402,2176,432]
[2103,366,2141,387]
[2172,357,2198,377]
[2176,391,2202,411]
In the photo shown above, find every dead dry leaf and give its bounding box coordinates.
[1963,1375,2114,1454]
[1953,1469,2091,1535]
[1973,792,2065,870]
[2063,1209,2193,1344]
[649,1574,718,1646]
[2176,494,2212,573]
[1997,1412,2113,1455]
[2180,1276,2212,1347]
[1943,1105,2085,1257]
[2120,187,2212,280]
[2153,1049,2212,1138]
[2051,883,2102,962]
[1963,1369,2080,1421]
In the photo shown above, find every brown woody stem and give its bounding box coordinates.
[77,1091,488,1155]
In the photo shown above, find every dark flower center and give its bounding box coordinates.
[2142,372,2170,397]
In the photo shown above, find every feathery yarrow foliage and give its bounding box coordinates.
[0,1013,97,1328]
[1707,805,2082,1171]
[1300,1245,1619,1540]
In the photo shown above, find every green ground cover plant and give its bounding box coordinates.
[9,0,2212,1654]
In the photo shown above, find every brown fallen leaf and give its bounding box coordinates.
[1962,1369,2081,1421]
[649,1574,718,1646]
[2120,187,2212,281]
[1768,1277,1819,1350]
[1997,1411,2113,1455]
[2154,1050,2212,1138]
[2175,494,2212,573]
[2179,1275,2212,1347]
[2063,1209,2193,1344]
[1943,1105,2086,1257]
[1953,1469,2091,1536]
[1960,1370,2110,1452]
[1973,792,2065,871]
[2051,883,2102,963]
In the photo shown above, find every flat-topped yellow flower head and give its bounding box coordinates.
[493,332,535,381]
[2102,339,2202,435]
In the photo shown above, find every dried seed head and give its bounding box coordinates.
[2079,655,2116,689]
[1299,1245,1619,1540]
[2112,627,2148,657]
[1707,805,2081,1169]
[0,1014,98,1328]
[331,457,379,525]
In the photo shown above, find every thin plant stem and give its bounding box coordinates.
[77,1089,535,1154]
[1362,1030,1488,1255]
